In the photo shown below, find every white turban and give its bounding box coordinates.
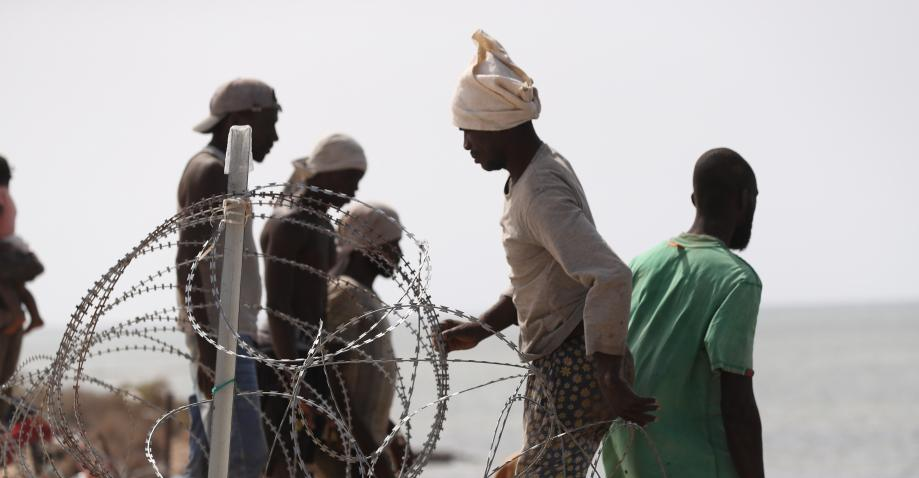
[452,29,541,131]
[333,202,402,276]
[292,133,367,180]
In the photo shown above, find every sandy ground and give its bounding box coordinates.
[1,382,190,478]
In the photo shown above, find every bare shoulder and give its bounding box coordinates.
[263,210,330,260]
[267,211,321,240]
[187,154,226,187]
[179,153,227,207]
[262,212,305,256]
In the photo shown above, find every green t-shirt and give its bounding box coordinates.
[602,233,762,478]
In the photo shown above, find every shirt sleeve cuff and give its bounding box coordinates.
[584,332,626,357]
[711,361,754,377]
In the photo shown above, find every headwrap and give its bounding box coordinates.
[332,202,402,276]
[452,29,541,132]
[292,133,367,180]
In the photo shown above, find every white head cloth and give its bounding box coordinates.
[452,29,541,132]
[292,133,367,180]
[333,202,402,276]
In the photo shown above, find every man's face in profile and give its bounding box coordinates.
[308,169,365,209]
[233,109,279,162]
[377,239,403,278]
[462,129,506,171]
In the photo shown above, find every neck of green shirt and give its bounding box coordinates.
[687,215,735,246]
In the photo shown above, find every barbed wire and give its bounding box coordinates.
[0,183,657,478]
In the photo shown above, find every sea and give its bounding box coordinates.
[19,302,919,477]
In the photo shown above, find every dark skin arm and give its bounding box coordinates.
[721,372,765,478]
[0,284,22,330]
[17,284,43,333]
[263,221,303,361]
[265,218,389,475]
[386,419,415,471]
[591,352,656,426]
[262,219,328,361]
[439,295,657,426]
[176,159,226,397]
[438,294,517,351]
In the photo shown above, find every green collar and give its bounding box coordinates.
[670,232,726,249]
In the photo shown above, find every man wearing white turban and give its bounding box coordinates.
[311,202,404,478]
[258,133,366,477]
[451,30,541,131]
[439,30,658,477]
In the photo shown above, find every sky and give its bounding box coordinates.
[1,0,918,328]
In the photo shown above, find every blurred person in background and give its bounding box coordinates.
[0,154,44,401]
[309,201,403,478]
[175,78,280,478]
[257,134,365,478]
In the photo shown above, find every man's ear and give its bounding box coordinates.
[690,193,697,207]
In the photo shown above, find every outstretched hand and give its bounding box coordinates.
[436,319,487,353]
[592,352,658,426]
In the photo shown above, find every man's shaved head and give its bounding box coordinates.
[692,148,758,250]
[693,148,756,213]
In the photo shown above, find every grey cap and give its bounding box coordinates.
[193,78,281,133]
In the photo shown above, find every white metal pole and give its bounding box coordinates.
[207,125,252,478]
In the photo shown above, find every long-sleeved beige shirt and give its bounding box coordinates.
[501,143,631,360]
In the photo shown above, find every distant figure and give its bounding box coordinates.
[0,155,44,396]
[258,134,365,478]
[310,201,401,478]
[438,30,657,477]
[175,78,279,478]
[602,148,763,478]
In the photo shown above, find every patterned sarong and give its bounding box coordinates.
[516,333,608,477]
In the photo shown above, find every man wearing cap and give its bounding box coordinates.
[438,31,658,476]
[175,78,279,478]
[310,201,403,478]
[257,133,366,477]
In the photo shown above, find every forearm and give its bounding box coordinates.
[176,220,219,324]
[17,286,40,322]
[477,294,517,336]
[268,314,300,360]
[176,239,217,328]
[179,257,217,371]
[440,293,517,352]
[195,333,217,371]
[723,406,764,478]
[590,351,627,385]
[722,374,765,478]
[178,261,217,337]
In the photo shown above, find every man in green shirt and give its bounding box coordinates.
[603,148,764,478]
